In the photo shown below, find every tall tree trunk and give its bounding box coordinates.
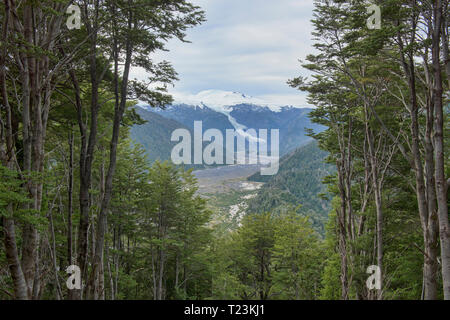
[442,0,450,87]
[68,130,74,267]
[20,4,39,299]
[7,0,65,299]
[3,217,29,300]
[66,129,75,299]
[396,30,439,299]
[423,89,439,300]
[0,0,28,299]
[75,1,102,298]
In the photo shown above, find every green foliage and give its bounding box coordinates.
[0,165,30,218]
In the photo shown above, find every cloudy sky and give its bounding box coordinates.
[131,0,316,107]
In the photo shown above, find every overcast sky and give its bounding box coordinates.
[131,0,316,107]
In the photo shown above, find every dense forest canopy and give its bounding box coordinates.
[0,0,449,301]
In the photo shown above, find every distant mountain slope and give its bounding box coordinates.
[130,107,191,163]
[247,140,335,234]
[150,103,319,155]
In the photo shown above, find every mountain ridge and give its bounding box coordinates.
[247,140,335,234]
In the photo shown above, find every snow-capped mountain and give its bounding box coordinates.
[132,90,325,165]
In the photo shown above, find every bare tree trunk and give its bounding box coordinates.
[48,200,63,300]
[442,0,450,87]
[0,1,28,299]
[20,4,39,299]
[151,245,157,299]
[337,158,349,300]
[396,30,440,299]
[364,106,384,300]
[67,66,90,299]
[105,241,114,300]
[423,87,439,300]
[68,130,74,269]
[6,0,65,299]
[175,253,180,292]
[158,246,165,300]
[75,0,103,299]
[2,217,28,300]
[66,129,75,306]
[432,0,450,300]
